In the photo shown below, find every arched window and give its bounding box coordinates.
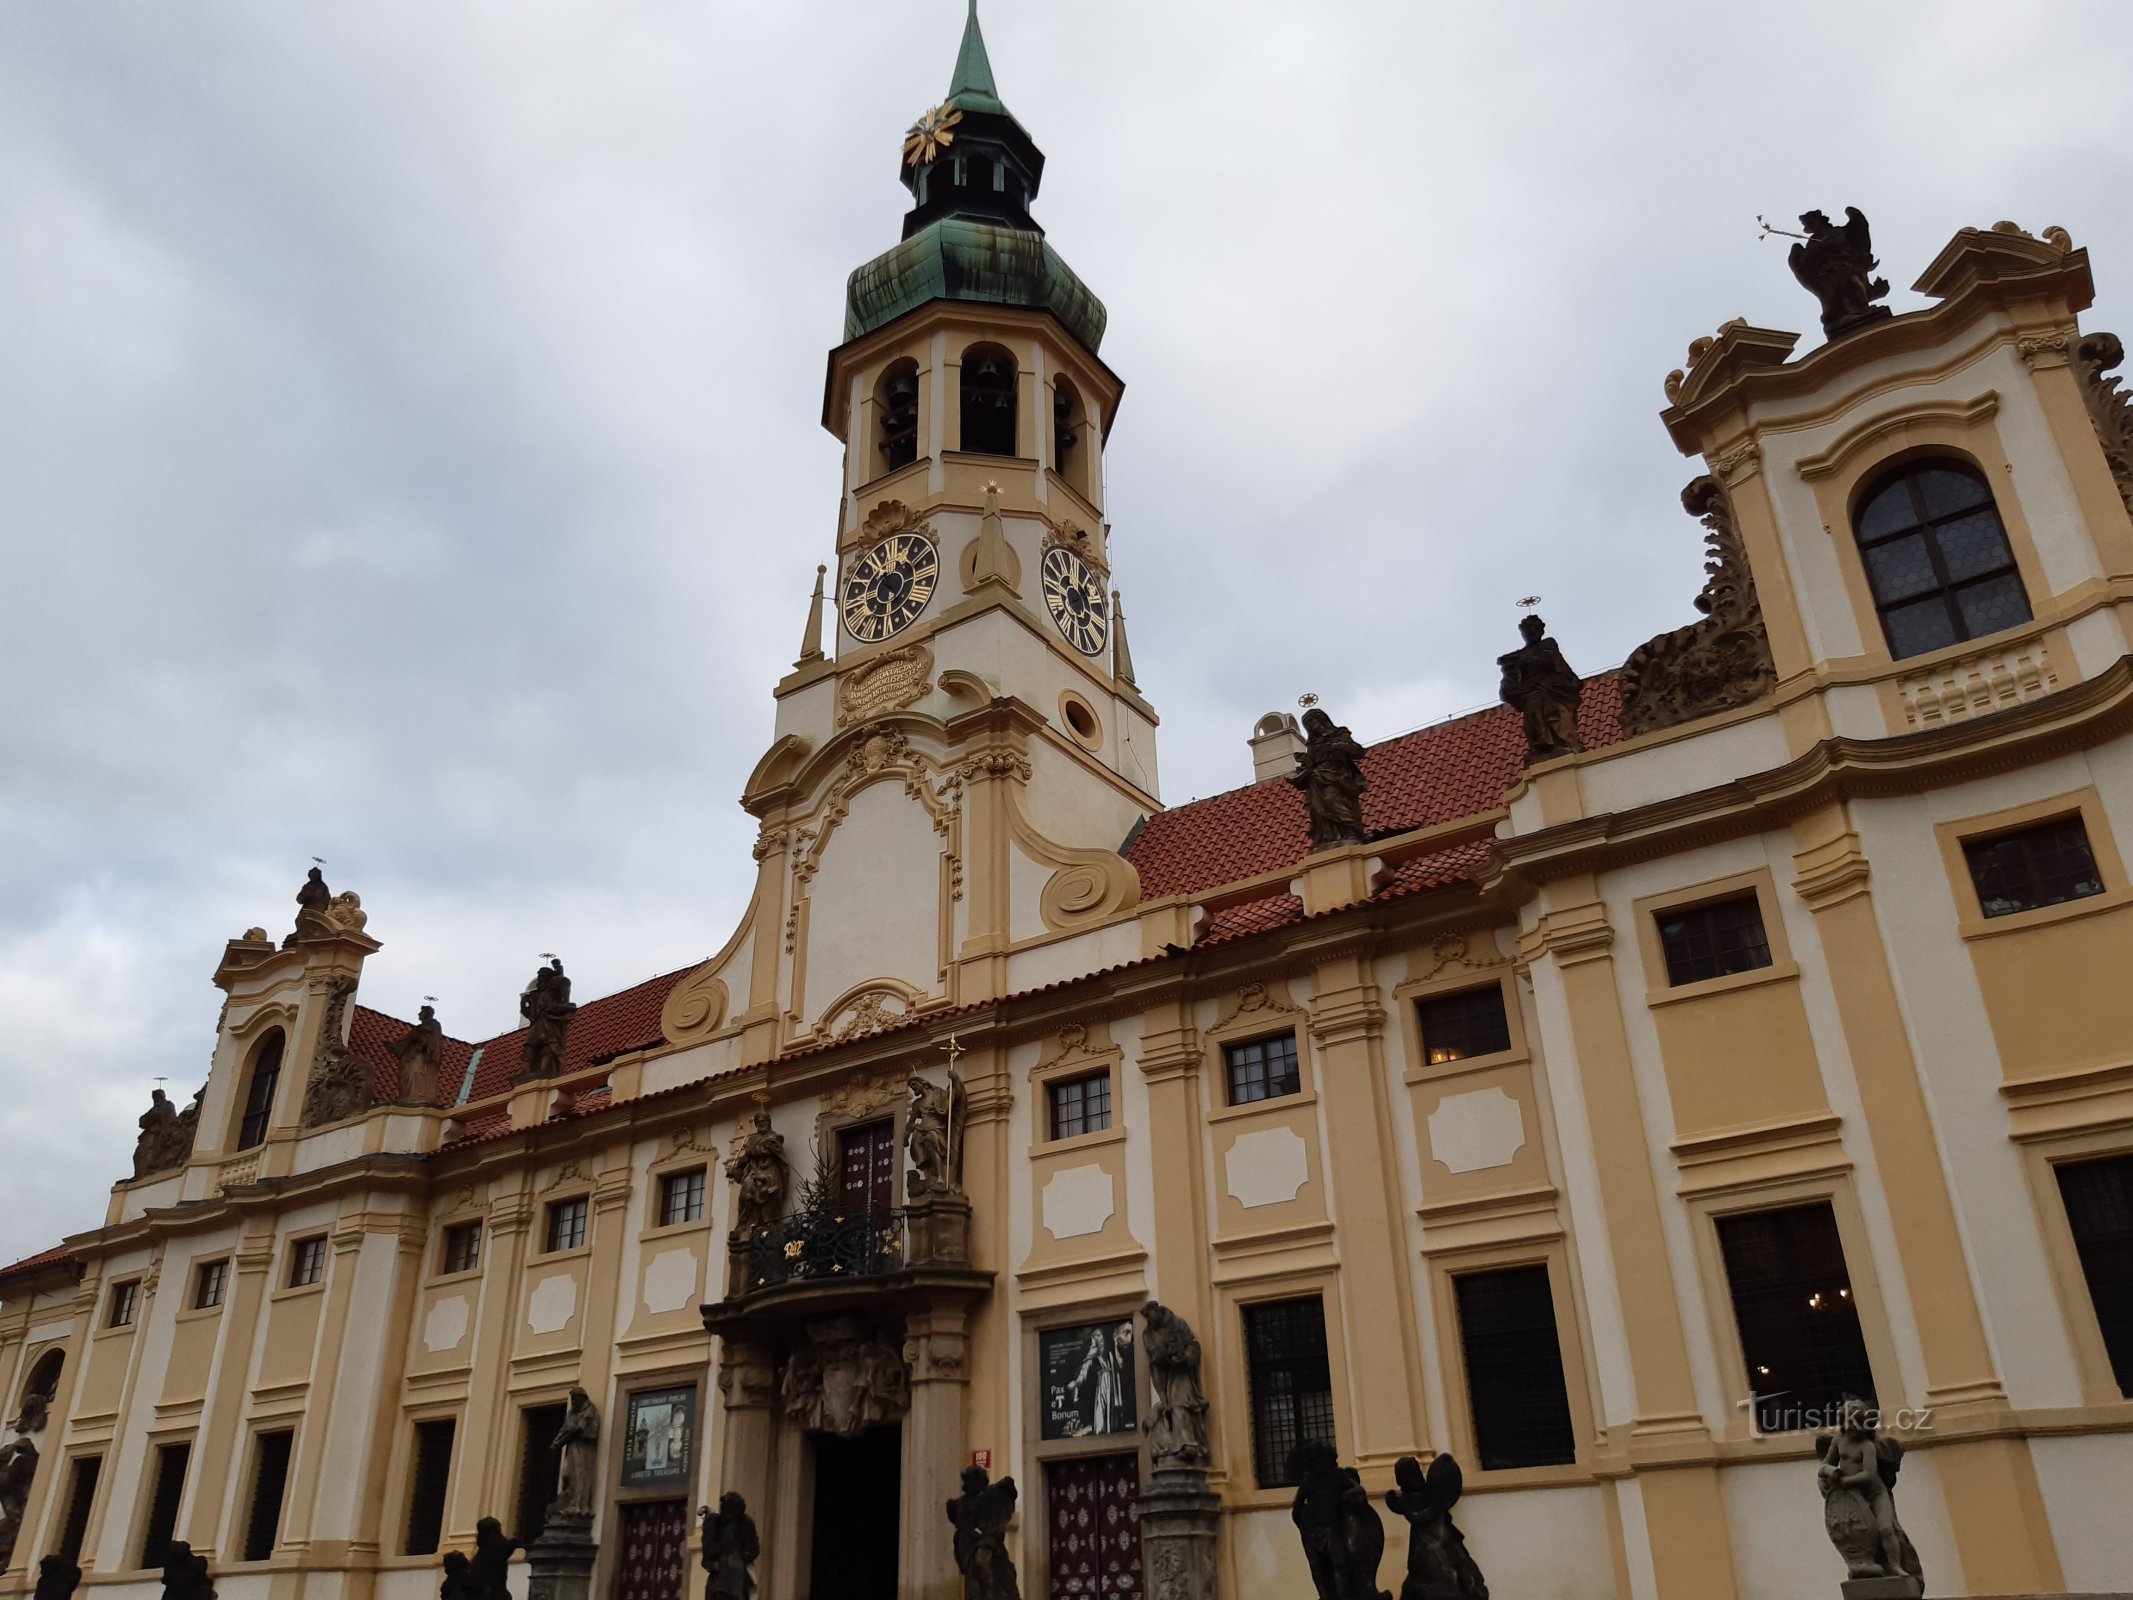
[22,1348,63,1406]
[236,1029,285,1151]
[960,344,1018,457]
[1852,458,2031,659]
[875,359,919,474]
[1052,377,1083,486]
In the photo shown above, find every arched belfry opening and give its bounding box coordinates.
[960,344,1017,457]
[876,359,919,473]
[1052,376,1086,492]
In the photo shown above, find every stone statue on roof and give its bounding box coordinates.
[292,867,333,943]
[1498,614,1583,766]
[1290,707,1368,850]
[132,1085,201,1180]
[1787,207,1892,341]
[390,1004,447,1106]
[518,960,576,1082]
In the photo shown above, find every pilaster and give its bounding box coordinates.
[712,1341,777,1588]
[1133,1008,1213,1349]
[175,1228,275,1563]
[899,1306,969,1600]
[454,1187,533,1547]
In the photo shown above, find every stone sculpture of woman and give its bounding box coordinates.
[1141,1300,1211,1468]
[724,1113,789,1236]
[1497,614,1583,765]
[390,1005,447,1105]
[549,1386,601,1521]
[1289,707,1368,849]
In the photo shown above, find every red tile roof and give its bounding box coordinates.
[1125,674,1622,901]
[0,1244,77,1289]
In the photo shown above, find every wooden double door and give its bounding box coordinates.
[611,1499,689,1600]
[1045,1453,1143,1598]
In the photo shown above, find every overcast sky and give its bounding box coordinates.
[4,0,2129,1265]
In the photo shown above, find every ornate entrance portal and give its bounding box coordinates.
[809,1426,901,1599]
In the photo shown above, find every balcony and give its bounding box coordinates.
[743,1209,906,1293]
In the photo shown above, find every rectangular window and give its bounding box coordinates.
[139,1441,191,1570]
[1452,1265,1578,1469]
[1656,894,1773,987]
[288,1237,326,1288]
[1224,1033,1302,1106]
[242,1430,294,1562]
[1047,1071,1113,1140]
[58,1455,102,1565]
[193,1261,228,1310]
[404,1418,456,1557]
[545,1198,589,1253]
[515,1403,569,1545]
[836,1121,897,1221]
[1964,816,2106,918]
[1716,1203,1877,1431]
[2056,1153,2133,1395]
[440,1222,482,1275]
[1417,985,1513,1065]
[108,1280,140,1328]
[1242,1296,1336,1488]
[658,1169,706,1228]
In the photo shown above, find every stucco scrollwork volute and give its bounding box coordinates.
[660,964,730,1045]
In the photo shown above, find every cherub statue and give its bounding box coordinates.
[437,1550,476,1600]
[1787,207,1893,340]
[1385,1453,1488,1600]
[946,1466,1021,1600]
[1816,1398,1922,1592]
[466,1518,518,1600]
[1289,707,1368,850]
[160,1541,215,1600]
[34,1555,82,1600]
[699,1494,759,1600]
[1291,1439,1389,1600]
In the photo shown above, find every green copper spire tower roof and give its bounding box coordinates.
[947,0,1007,116]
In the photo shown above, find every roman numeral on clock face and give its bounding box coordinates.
[839,532,940,642]
[1041,546,1108,657]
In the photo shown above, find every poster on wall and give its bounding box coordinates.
[1040,1320,1136,1440]
[621,1387,696,1487]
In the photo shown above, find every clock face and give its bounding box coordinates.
[1041,546,1109,656]
[840,533,940,643]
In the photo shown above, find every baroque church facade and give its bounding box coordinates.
[7,11,2133,1600]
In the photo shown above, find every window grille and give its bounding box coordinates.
[139,1441,191,1570]
[1963,816,2105,918]
[1716,1203,1876,1431]
[1047,1072,1112,1140]
[242,1431,294,1562]
[1418,986,1513,1065]
[1242,1297,1336,1487]
[1656,895,1772,987]
[2056,1154,2133,1394]
[404,1419,456,1557]
[515,1404,568,1545]
[1852,460,2030,660]
[1452,1265,1577,1469]
[193,1261,227,1310]
[545,1198,589,1253]
[288,1237,326,1288]
[441,1222,482,1275]
[658,1169,707,1227]
[1224,1033,1302,1106]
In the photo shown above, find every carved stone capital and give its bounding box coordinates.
[1305,985,1385,1048]
[1792,832,1875,912]
[1520,905,1616,967]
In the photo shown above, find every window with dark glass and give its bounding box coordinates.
[193,1260,227,1310]
[236,1030,285,1151]
[242,1430,294,1561]
[1047,1071,1112,1140]
[837,1121,897,1221]
[1417,985,1513,1065]
[1852,459,2031,660]
[2056,1154,2133,1395]
[876,360,919,474]
[58,1455,101,1565]
[960,345,1018,456]
[659,1168,706,1227]
[139,1441,191,1570]
[1656,894,1773,987]
[514,1404,567,1545]
[1224,1033,1302,1106]
[108,1280,139,1328]
[404,1419,456,1557]
[1242,1296,1336,1488]
[545,1198,588,1253]
[1453,1265,1578,1469]
[440,1222,482,1275]
[1963,815,2105,918]
[288,1236,326,1288]
[1716,1203,1877,1431]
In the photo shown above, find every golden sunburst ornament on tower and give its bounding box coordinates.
[904,102,963,167]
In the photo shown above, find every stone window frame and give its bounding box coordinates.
[126,1430,196,1575]
[389,1405,462,1565]
[435,1221,483,1280]
[1632,867,1801,1008]
[644,1156,713,1241]
[1201,988,1318,1124]
[234,1422,297,1565]
[2010,1121,2133,1410]
[1019,1294,1151,1598]
[1682,1170,1905,1446]
[1932,784,2133,942]
[810,1076,915,1212]
[184,1258,229,1318]
[283,1234,328,1293]
[1029,1050,1125,1157]
[538,1195,593,1259]
[1208,1266,1355,1510]
[1391,960,1530,1088]
[104,1278,142,1331]
[424,1194,487,1285]
[1420,1232,1599,1488]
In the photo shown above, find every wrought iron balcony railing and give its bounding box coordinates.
[745,1208,905,1293]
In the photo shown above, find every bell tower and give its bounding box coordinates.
[728,4,1158,1052]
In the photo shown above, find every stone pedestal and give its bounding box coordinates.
[904,1192,972,1266]
[1136,1467,1220,1600]
[1836,1580,1922,1600]
[526,1511,597,1600]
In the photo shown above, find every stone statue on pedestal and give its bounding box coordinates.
[293,867,334,942]
[1498,615,1583,766]
[699,1494,759,1600]
[906,1074,965,1197]
[1291,1440,1390,1600]
[519,959,577,1082]
[947,1465,1021,1600]
[33,1555,82,1600]
[1385,1454,1487,1600]
[1787,208,1893,340]
[549,1387,601,1521]
[724,1113,789,1236]
[438,1550,476,1600]
[1289,707,1368,850]
[0,1392,49,1567]
[466,1518,519,1600]
[1140,1301,1211,1468]
[132,1087,202,1179]
[159,1542,215,1600]
[1816,1398,1923,1598]
[391,1005,447,1105]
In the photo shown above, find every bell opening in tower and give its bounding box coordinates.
[807,1424,901,1600]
